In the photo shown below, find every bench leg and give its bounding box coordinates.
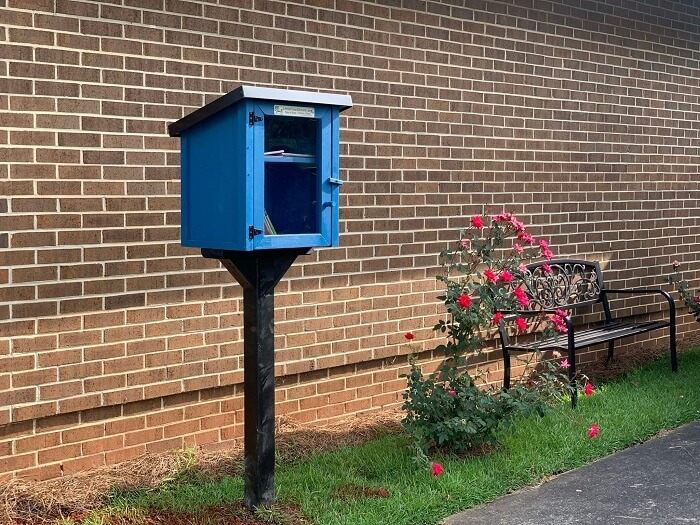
[568,342,577,409]
[569,368,577,408]
[503,349,511,389]
[670,320,678,373]
[607,340,614,364]
[666,291,678,372]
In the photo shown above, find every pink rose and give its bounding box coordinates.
[551,316,567,333]
[517,231,535,245]
[510,217,525,232]
[515,317,527,331]
[513,288,530,308]
[448,390,456,396]
[484,269,497,283]
[559,358,570,369]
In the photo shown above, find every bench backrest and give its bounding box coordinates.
[524,259,610,318]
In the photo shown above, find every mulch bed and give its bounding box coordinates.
[89,502,310,525]
[581,343,683,384]
[331,483,389,501]
[1,412,402,525]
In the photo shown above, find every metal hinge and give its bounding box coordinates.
[249,112,262,125]
[249,225,262,239]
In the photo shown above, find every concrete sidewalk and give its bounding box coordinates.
[443,421,700,524]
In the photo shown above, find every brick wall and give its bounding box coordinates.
[1,0,699,480]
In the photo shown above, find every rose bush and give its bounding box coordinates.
[669,260,700,322]
[402,212,575,458]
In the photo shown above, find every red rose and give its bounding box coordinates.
[457,294,471,309]
[588,423,600,438]
[498,270,513,284]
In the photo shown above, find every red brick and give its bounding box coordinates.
[105,444,147,466]
[12,401,58,422]
[37,443,81,464]
[15,433,61,455]
[143,380,183,399]
[102,387,145,406]
[105,416,146,437]
[13,369,57,388]
[81,435,123,455]
[85,374,126,392]
[163,420,200,438]
[124,427,163,447]
[0,452,36,473]
[57,395,101,414]
[58,453,106,476]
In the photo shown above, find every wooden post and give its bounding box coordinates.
[202,248,304,510]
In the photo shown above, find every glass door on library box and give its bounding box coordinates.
[250,101,338,249]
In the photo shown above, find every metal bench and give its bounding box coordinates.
[498,259,677,407]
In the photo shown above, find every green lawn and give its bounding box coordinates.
[93,347,700,525]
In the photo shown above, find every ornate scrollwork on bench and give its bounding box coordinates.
[525,261,602,310]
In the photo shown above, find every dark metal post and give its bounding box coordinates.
[202,248,304,510]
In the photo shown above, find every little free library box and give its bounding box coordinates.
[169,85,353,251]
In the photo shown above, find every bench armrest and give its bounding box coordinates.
[603,288,676,318]
[604,288,669,296]
[497,308,571,316]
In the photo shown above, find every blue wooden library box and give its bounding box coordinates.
[169,86,353,251]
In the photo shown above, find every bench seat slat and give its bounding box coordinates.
[505,320,671,353]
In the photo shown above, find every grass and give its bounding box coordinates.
[84,347,700,525]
